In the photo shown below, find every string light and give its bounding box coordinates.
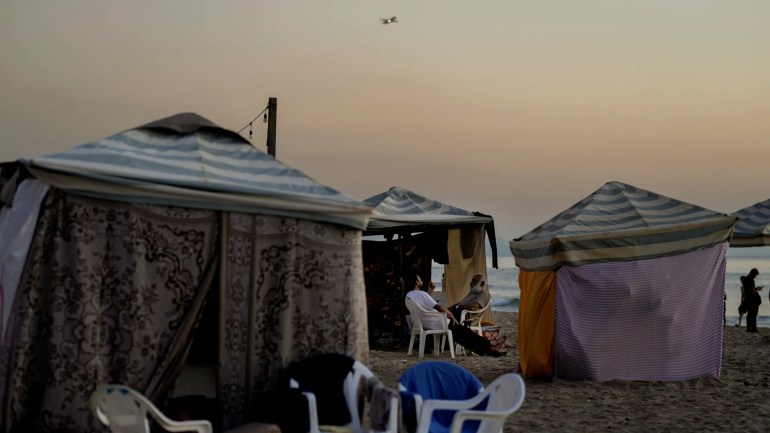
[237,104,270,140]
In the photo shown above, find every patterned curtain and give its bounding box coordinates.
[0,190,219,433]
[362,234,434,350]
[219,213,368,431]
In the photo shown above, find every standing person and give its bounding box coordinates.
[741,268,763,333]
[448,273,490,320]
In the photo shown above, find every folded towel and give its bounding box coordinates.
[366,376,406,433]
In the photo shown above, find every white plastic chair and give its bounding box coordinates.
[459,303,489,337]
[455,303,490,356]
[403,373,526,433]
[405,297,455,359]
[290,357,374,433]
[90,384,212,433]
[447,374,526,433]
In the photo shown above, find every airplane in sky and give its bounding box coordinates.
[380,16,397,24]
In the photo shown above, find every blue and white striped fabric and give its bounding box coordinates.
[731,198,770,247]
[553,243,726,381]
[364,186,491,230]
[510,181,737,271]
[22,113,372,230]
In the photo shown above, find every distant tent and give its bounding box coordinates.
[510,181,737,381]
[362,187,497,346]
[730,198,770,247]
[364,187,493,231]
[0,113,372,433]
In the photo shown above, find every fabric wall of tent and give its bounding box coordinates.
[361,186,498,347]
[730,198,770,247]
[510,181,737,381]
[0,113,372,433]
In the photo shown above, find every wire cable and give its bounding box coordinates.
[237,105,270,134]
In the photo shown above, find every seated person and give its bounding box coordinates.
[448,273,490,321]
[405,273,506,356]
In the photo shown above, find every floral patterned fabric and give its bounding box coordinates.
[0,189,219,433]
[362,234,434,349]
[219,213,368,431]
[0,188,370,433]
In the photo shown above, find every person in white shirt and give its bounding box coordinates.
[405,274,456,329]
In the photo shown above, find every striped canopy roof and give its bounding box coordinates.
[510,181,737,271]
[22,113,372,230]
[731,198,770,247]
[363,186,491,231]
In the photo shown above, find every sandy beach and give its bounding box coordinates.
[368,311,770,432]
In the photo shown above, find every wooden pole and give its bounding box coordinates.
[266,97,277,157]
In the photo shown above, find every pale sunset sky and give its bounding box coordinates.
[2,1,769,251]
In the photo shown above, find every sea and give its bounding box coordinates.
[431,247,770,328]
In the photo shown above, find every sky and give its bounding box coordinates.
[2,1,770,254]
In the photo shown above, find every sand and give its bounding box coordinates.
[368,312,770,432]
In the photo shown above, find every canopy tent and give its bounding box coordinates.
[511,181,737,271]
[22,112,370,230]
[0,113,372,433]
[510,181,737,381]
[730,198,770,247]
[364,186,493,231]
[361,187,497,346]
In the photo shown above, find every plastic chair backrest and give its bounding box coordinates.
[405,297,426,332]
[399,361,482,400]
[405,297,450,331]
[288,353,371,432]
[399,362,484,432]
[460,303,489,327]
[475,374,526,433]
[90,384,212,433]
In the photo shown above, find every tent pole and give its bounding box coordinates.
[266,97,278,157]
[398,233,404,282]
[218,212,229,414]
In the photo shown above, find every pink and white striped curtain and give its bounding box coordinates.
[554,243,727,381]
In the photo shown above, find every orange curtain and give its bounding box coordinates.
[518,269,557,378]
